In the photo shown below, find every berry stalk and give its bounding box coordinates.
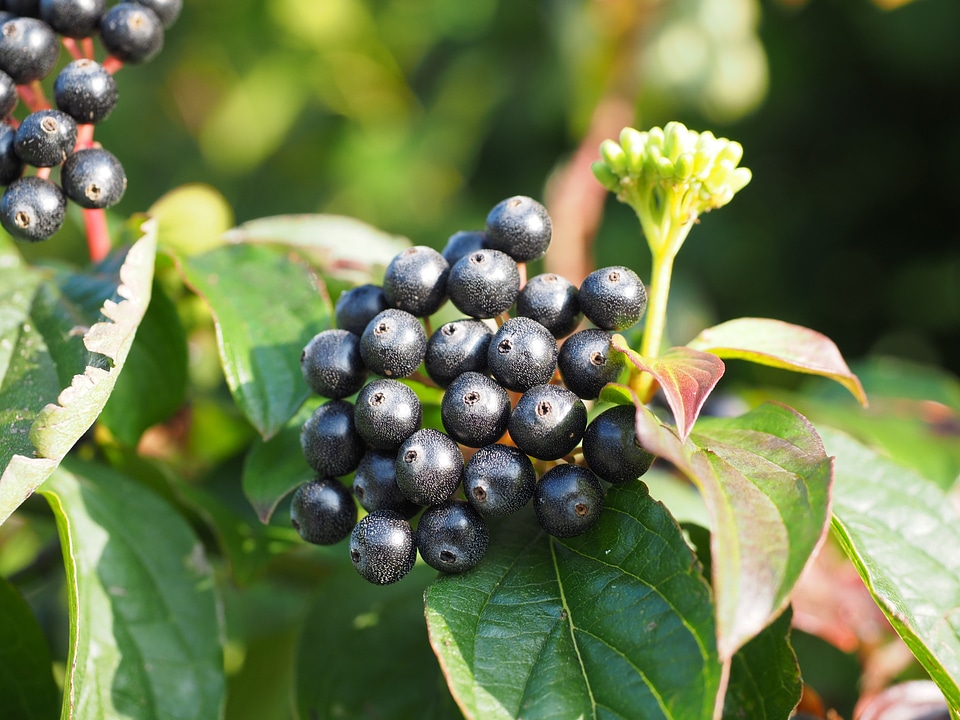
[83,208,110,262]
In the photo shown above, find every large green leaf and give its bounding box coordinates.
[822,427,960,709]
[0,575,60,720]
[0,222,157,526]
[180,243,332,439]
[425,483,721,720]
[40,460,225,720]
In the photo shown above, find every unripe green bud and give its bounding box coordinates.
[717,141,744,166]
[663,121,688,162]
[600,139,628,176]
[643,144,662,177]
[674,153,694,180]
[591,160,621,192]
[729,166,752,193]
[619,127,645,173]
[657,156,675,179]
[692,151,712,179]
[647,126,665,150]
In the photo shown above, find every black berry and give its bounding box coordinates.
[99,2,163,64]
[534,464,604,538]
[508,383,587,461]
[416,500,489,574]
[352,449,421,519]
[424,318,493,388]
[290,478,357,546]
[39,0,104,38]
[487,316,558,392]
[132,0,181,28]
[516,273,582,338]
[463,443,536,518]
[381,245,449,318]
[0,176,66,241]
[14,109,77,167]
[53,59,119,124]
[300,328,368,399]
[0,16,59,84]
[349,510,417,585]
[485,195,552,262]
[0,120,23,186]
[359,308,427,378]
[441,229,487,266]
[557,328,626,400]
[61,148,127,209]
[354,378,422,450]
[579,266,647,331]
[447,248,520,319]
[582,404,654,484]
[395,428,463,506]
[335,283,388,336]
[300,400,365,478]
[0,70,16,119]
[441,371,511,448]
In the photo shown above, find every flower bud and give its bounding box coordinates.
[591,160,621,192]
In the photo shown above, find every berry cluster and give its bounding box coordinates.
[293,195,656,586]
[0,0,180,242]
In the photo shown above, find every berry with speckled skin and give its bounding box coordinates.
[487,316,558,392]
[359,308,427,378]
[382,245,449,317]
[290,478,357,545]
[508,383,587,461]
[557,328,625,400]
[300,328,368,399]
[99,2,164,64]
[300,400,365,478]
[354,378,422,449]
[534,464,604,537]
[395,428,463,506]
[0,70,17,119]
[447,248,520,319]
[463,443,536,518]
[352,449,421,519]
[0,17,60,84]
[14,109,77,167]
[335,283,388,337]
[349,510,417,585]
[60,148,127,209]
[39,0,105,38]
[485,195,552,262]
[516,273,582,338]
[579,266,647,331]
[132,0,181,28]
[582,404,654,484]
[0,121,23,185]
[53,59,118,124]
[424,318,492,388]
[441,371,511,448]
[416,499,488,574]
[441,229,487,266]
[0,176,66,241]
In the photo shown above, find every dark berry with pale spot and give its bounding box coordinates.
[424,318,492,388]
[557,328,625,400]
[300,400,365,478]
[582,404,655,484]
[395,428,463,507]
[534,464,604,538]
[416,500,488,574]
[487,316,557,392]
[507,383,586,461]
[485,195,552,262]
[579,265,647,331]
[441,371,511,448]
[463,444,536,518]
[516,273,582,338]
[290,478,357,546]
[359,308,427,378]
[300,328,367,399]
[354,378,422,450]
[349,510,417,585]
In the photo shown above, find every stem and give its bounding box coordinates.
[83,208,111,263]
[62,37,84,60]
[102,56,124,74]
[82,37,95,59]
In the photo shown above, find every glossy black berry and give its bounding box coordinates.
[335,283,388,336]
[359,308,427,378]
[424,318,492,388]
[132,0,181,28]
[0,121,23,186]
[0,176,66,241]
[354,378,422,450]
[300,400,365,478]
[5,0,41,16]
[487,316,558,392]
[352,449,421,519]
[579,266,647,331]
[60,148,127,209]
[416,499,488,574]
[534,464,604,538]
[447,248,520,319]
[39,0,104,38]
[0,17,59,84]
[0,70,16,119]
[441,229,487,266]
[508,384,587,461]
[485,195,552,262]
[516,273,582,338]
[582,404,654,484]
[53,59,119,124]
[290,478,357,546]
[381,245,449,318]
[395,428,463,506]
[14,110,77,167]
[99,2,163,64]
[300,328,367,399]
[349,510,417,585]
[463,443,536,518]
[557,328,626,400]
[441,371,510,448]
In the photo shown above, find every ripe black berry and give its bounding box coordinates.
[132,0,181,28]
[53,59,119,124]
[99,2,163,64]
[508,383,587,461]
[349,510,417,585]
[447,248,520,319]
[441,371,511,448]
[0,121,23,186]
[395,428,463,506]
[381,245,449,318]
[0,70,16,119]
[352,449,421,519]
[416,500,489,574]
[441,229,487,266]
[5,0,41,16]
[354,378,422,449]
[14,109,77,167]
[0,17,60,84]
[300,400,365,478]
[579,266,647,331]
[581,404,654,484]
[487,316,558,392]
[300,328,368,399]
[359,308,427,378]
[290,478,357,546]
[0,176,66,241]
[424,318,492,388]
[39,0,104,38]
[534,464,604,538]
[485,195,552,262]
[516,273,582,339]
[557,328,626,400]
[335,283,388,336]
[463,443,536,518]
[60,148,127,209]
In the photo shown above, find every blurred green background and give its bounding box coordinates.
[48,0,960,376]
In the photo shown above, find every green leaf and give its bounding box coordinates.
[179,243,332,439]
[687,318,867,406]
[0,222,157,526]
[40,460,225,720]
[821,427,960,709]
[149,183,235,257]
[297,563,462,720]
[612,338,725,441]
[425,483,721,720]
[0,575,60,720]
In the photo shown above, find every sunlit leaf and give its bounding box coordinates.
[149,183,234,257]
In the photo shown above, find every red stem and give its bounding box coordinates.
[102,56,124,74]
[82,37,95,60]
[83,209,111,263]
[75,123,95,150]
[61,37,84,60]
[36,167,51,180]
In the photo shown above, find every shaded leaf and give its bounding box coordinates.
[822,427,960,709]
[179,243,332,439]
[40,460,225,720]
[687,318,867,406]
[425,483,721,720]
[149,183,234,257]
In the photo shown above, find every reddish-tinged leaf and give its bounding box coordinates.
[687,318,867,406]
[611,338,725,441]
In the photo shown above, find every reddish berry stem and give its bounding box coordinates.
[82,37,95,60]
[84,208,111,263]
[36,166,52,180]
[102,56,124,74]
[62,37,84,61]
[75,123,96,150]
